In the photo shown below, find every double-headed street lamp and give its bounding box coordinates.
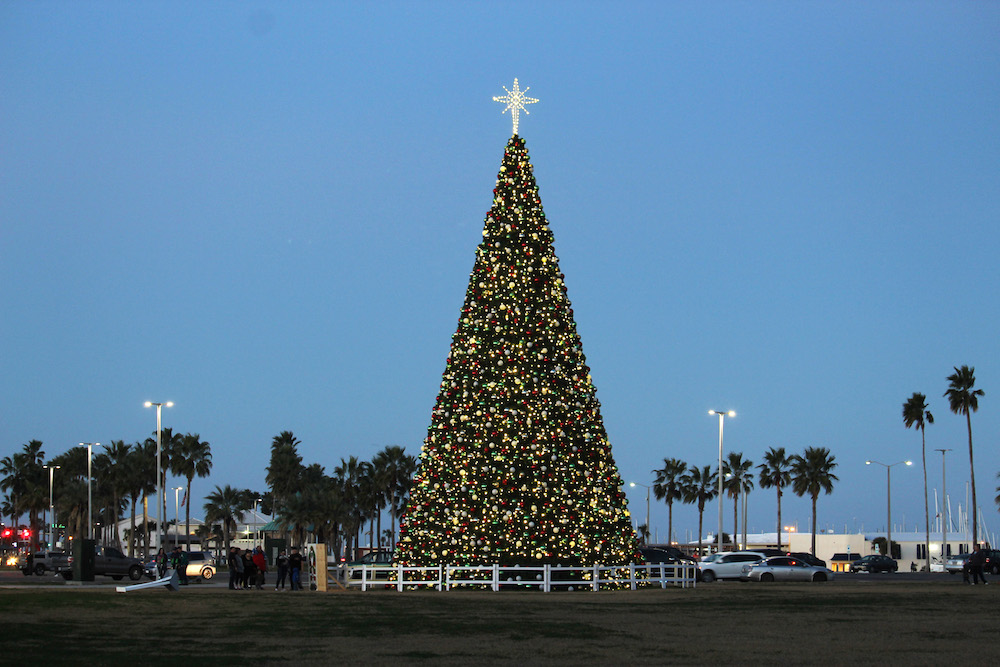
[866,459,912,558]
[43,464,60,549]
[709,410,736,553]
[78,443,101,540]
[629,482,650,545]
[144,401,173,551]
[934,448,952,561]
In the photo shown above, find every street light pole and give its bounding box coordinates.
[43,465,60,550]
[144,401,173,552]
[629,483,650,545]
[78,443,100,541]
[254,498,263,544]
[709,410,735,553]
[935,449,952,562]
[866,459,912,559]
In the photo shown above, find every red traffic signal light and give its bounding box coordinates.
[19,529,31,539]
[0,528,11,539]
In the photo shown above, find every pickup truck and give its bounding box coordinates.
[58,545,145,581]
[19,549,69,576]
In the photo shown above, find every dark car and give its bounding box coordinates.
[849,554,898,573]
[982,549,1000,575]
[789,552,827,568]
[639,547,692,564]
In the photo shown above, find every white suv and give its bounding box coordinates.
[698,551,766,582]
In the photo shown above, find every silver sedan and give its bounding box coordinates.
[741,556,835,582]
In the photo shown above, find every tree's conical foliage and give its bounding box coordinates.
[396,135,638,567]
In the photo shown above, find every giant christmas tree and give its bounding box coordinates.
[395,81,637,567]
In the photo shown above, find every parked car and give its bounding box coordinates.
[638,547,696,577]
[849,554,898,573]
[742,556,835,582]
[982,549,1000,575]
[698,551,767,582]
[59,545,144,581]
[788,552,827,568]
[19,549,68,576]
[334,550,394,580]
[183,551,217,580]
[945,553,972,575]
[144,550,217,580]
[645,545,696,563]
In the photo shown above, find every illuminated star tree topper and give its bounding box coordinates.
[493,78,539,135]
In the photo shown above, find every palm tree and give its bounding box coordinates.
[1,441,47,551]
[757,447,792,550]
[790,447,839,556]
[372,445,417,549]
[95,440,132,550]
[266,431,304,539]
[903,392,934,572]
[276,491,316,547]
[995,472,1000,514]
[170,433,213,551]
[723,452,752,550]
[944,365,985,546]
[203,484,248,553]
[681,465,717,556]
[334,456,369,560]
[652,458,686,546]
[122,441,155,557]
[1,454,25,528]
[146,427,182,543]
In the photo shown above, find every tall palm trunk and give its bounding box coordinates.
[184,477,192,551]
[733,497,738,550]
[667,501,674,546]
[921,426,930,571]
[966,411,977,546]
[128,493,138,557]
[775,488,782,551]
[696,505,704,556]
[810,495,818,556]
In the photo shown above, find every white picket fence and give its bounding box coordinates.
[344,562,697,592]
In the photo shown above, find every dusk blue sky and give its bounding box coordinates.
[3,2,998,544]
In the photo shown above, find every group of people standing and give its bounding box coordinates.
[227,545,304,591]
[155,546,190,585]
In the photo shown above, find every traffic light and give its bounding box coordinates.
[1,528,11,539]
[20,529,31,539]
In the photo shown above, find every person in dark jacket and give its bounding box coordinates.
[242,549,256,590]
[968,545,988,585]
[288,547,303,590]
[274,549,289,590]
[228,547,242,590]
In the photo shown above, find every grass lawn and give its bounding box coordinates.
[2,580,998,665]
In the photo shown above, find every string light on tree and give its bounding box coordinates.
[493,78,539,135]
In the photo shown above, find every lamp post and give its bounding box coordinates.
[173,486,183,550]
[709,410,735,553]
[78,443,100,540]
[629,482,650,545]
[43,465,60,550]
[866,459,912,559]
[144,401,173,551]
[935,448,952,561]
[254,498,263,544]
